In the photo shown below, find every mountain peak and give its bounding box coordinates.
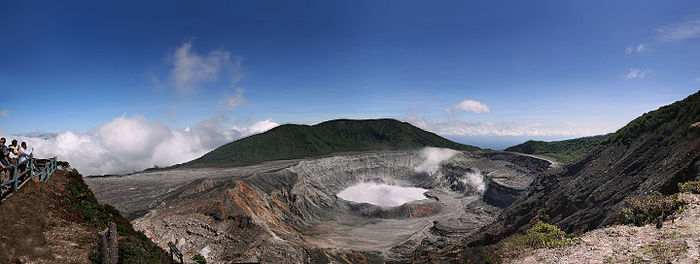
[180,118,479,168]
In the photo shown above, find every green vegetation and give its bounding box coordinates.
[616,192,685,227]
[63,169,170,263]
[192,254,207,264]
[56,160,70,168]
[678,181,700,194]
[505,134,609,163]
[178,118,479,168]
[605,91,700,146]
[496,222,576,261]
[509,222,576,249]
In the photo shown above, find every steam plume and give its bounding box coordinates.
[414,147,458,175]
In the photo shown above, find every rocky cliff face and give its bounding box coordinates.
[86,149,553,263]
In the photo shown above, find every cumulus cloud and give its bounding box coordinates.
[625,44,645,54]
[445,100,491,114]
[2,115,278,175]
[414,147,458,175]
[656,18,700,42]
[625,68,651,79]
[337,182,428,207]
[0,110,9,118]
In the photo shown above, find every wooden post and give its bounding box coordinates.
[167,242,183,264]
[99,228,109,264]
[109,222,118,264]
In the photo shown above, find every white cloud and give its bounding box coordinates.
[445,99,491,114]
[170,40,243,94]
[219,88,248,110]
[2,115,278,175]
[625,44,645,54]
[404,117,615,137]
[0,110,9,118]
[231,119,279,136]
[166,40,248,110]
[624,68,650,79]
[656,18,700,42]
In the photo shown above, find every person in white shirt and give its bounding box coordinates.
[18,142,33,176]
[18,142,33,164]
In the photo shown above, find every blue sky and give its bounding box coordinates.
[1,1,700,155]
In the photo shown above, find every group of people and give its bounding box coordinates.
[1,137,34,196]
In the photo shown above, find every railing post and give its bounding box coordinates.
[29,154,34,181]
[46,157,55,181]
[12,164,18,192]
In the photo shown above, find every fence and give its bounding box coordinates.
[0,154,58,201]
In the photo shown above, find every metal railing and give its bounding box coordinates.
[0,154,57,200]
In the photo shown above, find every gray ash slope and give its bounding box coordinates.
[88,149,553,263]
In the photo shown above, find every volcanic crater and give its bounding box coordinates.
[86,148,553,263]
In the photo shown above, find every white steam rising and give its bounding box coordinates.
[1,115,278,176]
[337,182,428,207]
[414,147,458,175]
[461,168,486,194]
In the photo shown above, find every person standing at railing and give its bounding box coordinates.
[0,138,10,169]
[8,139,18,164]
[0,138,10,196]
[18,142,33,179]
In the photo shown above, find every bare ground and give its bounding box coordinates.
[505,193,700,264]
[0,170,97,264]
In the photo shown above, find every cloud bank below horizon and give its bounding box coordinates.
[1,115,278,176]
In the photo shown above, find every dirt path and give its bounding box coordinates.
[505,193,700,264]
